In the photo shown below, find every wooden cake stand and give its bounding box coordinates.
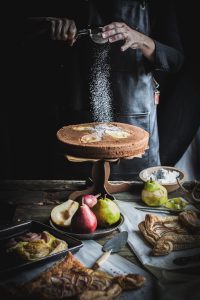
[65,154,143,201]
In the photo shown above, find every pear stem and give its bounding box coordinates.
[95,193,101,199]
[81,197,84,206]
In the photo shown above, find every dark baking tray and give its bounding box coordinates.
[0,220,83,277]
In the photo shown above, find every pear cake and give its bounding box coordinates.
[57,122,149,159]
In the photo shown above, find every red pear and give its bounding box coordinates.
[71,203,97,233]
[82,194,98,208]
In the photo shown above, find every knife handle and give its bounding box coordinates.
[92,250,112,270]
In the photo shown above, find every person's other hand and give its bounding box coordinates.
[48,18,77,46]
[102,22,147,51]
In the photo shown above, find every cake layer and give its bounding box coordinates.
[57,122,149,159]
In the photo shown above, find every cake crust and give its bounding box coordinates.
[57,122,149,159]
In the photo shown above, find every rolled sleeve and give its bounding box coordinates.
[154,40,184,73]
[149,0,184,73]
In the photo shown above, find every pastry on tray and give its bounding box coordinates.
[1,252,145,300]
[138,211,200,256]
[6,231,68,261]
[57,122,149,159]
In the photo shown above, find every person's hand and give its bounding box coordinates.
[102,22,155,60]
[102,22,146,51]
[47,17,77,46]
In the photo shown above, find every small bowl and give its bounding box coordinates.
[139,166,186,192]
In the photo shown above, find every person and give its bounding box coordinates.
[11,0,184,180]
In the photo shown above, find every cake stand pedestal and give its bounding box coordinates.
[65,155,138,201]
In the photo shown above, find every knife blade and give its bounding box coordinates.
[92,231,128,270]
[173,253,200,266]
[135,206,183,215]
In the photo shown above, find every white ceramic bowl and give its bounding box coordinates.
[139,166,186,192]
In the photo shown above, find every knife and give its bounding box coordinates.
[92,231,128,270]
[135,206,183,215]
[173,253,200,266]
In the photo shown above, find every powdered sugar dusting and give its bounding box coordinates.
[89,44,113,122]
[78,123,130,143]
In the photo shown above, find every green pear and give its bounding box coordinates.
[141,179,168,206]
[92,196,120,228]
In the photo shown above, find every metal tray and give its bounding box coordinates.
[0,220,83,277]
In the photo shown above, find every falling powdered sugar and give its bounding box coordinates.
[89,44,113,122]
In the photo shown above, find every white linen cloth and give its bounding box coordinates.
[115,200,200,300]
[76,240,155,300]
[115,200,200,272]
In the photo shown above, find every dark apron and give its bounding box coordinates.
[58,0,160,180]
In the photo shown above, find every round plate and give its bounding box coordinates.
[49,214,124,240]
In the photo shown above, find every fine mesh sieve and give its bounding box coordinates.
[76,27,108,44]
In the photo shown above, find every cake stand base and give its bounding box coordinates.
[67,158,134,201]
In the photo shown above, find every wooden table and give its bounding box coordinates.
[1,180,200,300]
[0,180,184,268]
[0,180,150,266]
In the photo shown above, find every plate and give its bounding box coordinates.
[0,220,83,278]
[49,213,124,240]
[134,197,192,215]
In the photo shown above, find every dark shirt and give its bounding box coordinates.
[20,0,183,73]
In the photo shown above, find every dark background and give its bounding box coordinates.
[1,1,200,180]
